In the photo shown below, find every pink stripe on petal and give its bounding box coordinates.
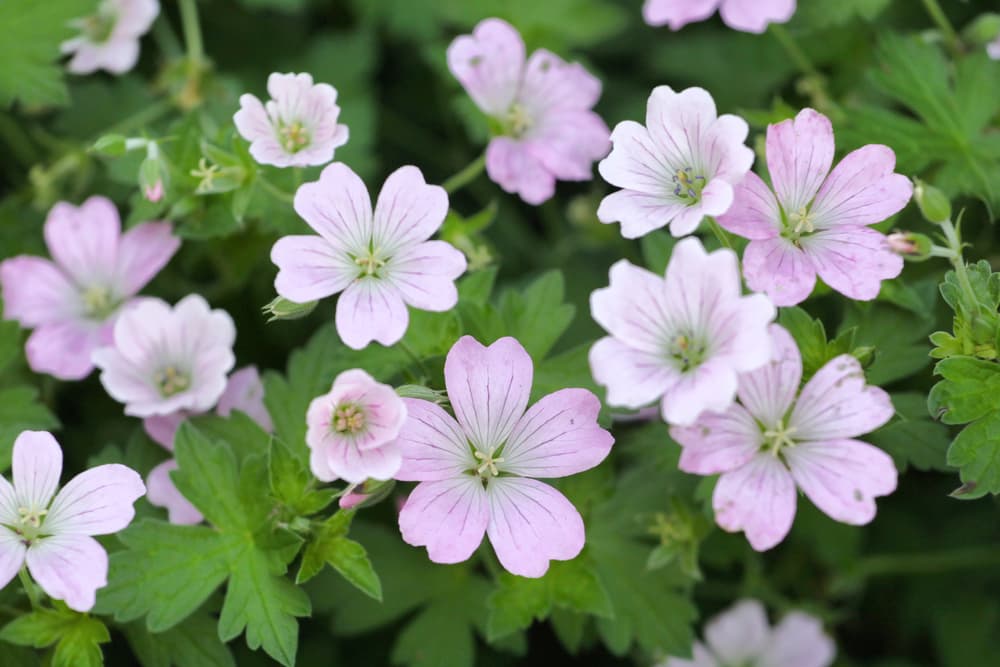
[394,399,474,482]
[672,404,762,475]
[398,477,489,564]
[0,526,26,591]
[810,144,912,229]
[590,259,673,353]
[742,236,817,307]
[790,354,894,440]
[713,453,796,551]
[335,279,409,349]
[372,166,449,254]
[589,337,677,409]
[386,240,466,312]
[293,163,373,253]
[26,534,107,612]
[272,235,356,303]
[12,431,63,512]
[45,463,145,535]
[803,226,903,302]
[736,324,802,428]
[716,171,782,241]
[765,109,834,215]
[115,221,180,297]
[0,256,78,328]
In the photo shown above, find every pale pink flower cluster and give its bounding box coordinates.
[661,599,834,667]
[448,18,610,204]
[61,0,159,75]
[643,0,796,33]
[0,431,145,611]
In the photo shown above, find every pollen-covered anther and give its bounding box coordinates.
[474,449,505,477]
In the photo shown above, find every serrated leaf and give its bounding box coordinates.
[946,410,1000,499]
[498,270,575,360]
[869,393,950,473]
[268,436,334,517]
[930,357,1000,425]
[1,608,110,667]
[0,386,60,470]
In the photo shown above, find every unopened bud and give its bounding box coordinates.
[886,231,932,261]
[395,384,448,403]
[139,143,169,203]
[913,179,951,224]
[262,296,318,322]
[338,479,395,510]
[851,345,876,368]
[90,134,129,156]
[963,13,1000,45]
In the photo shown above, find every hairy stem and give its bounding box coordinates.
[920,0,961,55]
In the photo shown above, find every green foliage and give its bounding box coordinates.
[0,607,110,667]
[779,307,858,379]
[122,613,236,667]
[296,511,382,601]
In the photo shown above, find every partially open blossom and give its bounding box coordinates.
[272,163,467,349]
[307,370,407,484]
[92,295,236,417]
[717,108,911,306]
[643,0,796,33]
[671,325,897,551]
[234,72,349,168]
[61,0,159,75]
[989,34,1000,60]
[0,196,179,380]
[0,431,145,612]
[598,86,753,238]
[661,599,834,667]
[396,336,614,577]
[590,237,775,426]
[448,18,610,205]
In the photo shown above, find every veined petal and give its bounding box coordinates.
[335,279,409,349]
[398,478,489,565]
[145,460,203,525]
[737,324,801,428]
[0,526,27,591]
[485,136,557,205]
[704,599,770,664]
[716,171,782,241]
[372,166,449,254]
[590,259,672,353]
[661,358,739,426]
[44,197,121,286]
[320,437,402,484]
[671,404,762,475]
[589,337,676,409]
[293,162,373,253]
[115,222,180,297]
[26,534,108,612]
[485,478,585,577]
[501,388,614,478]
[444,336,532,453]
[45,464,145,535]
[447,18,525,117]
[598,120,672,193]
[758,611,836,667]
[0,256,78,328]
[12,431,63,513]
[766,109,834,214]
[742,236,816,307]
[271,235,356,303]
[395,398,479,482]
[385,240,466,312]
[521,49,601,114]
[26,320,103,381]
[790,354,894,440]
[0,477,20,526]
[810,144,913,229]
[663,238,742,337]
[713,453,796,551]
[803,226,903,302]
[597,190,687,240]
[784,439,897,525]
[645,86,718,169]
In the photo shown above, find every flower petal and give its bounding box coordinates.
[145,460,203,525]
[661,358,740,426]
[790,354,894,440]
[447,18,525,117]
[272,235,357,303]
[216,366,273,433]
[398,478,489,565]
[642,0,718,29]
[486,478,585,578]
[713,453,796,551]
[719,0,796,33]
[526,109,609,181]
[742,236,817,307]
[758,611,836,667]
[737,324,801,428]
[293,162,373,253]
[0,476,20,526]
[704,599,771,664]
[485,136,556,205]
[335,280,409,349]
[597,187,687,240]
[716,171,782,240]
[0,526,27,591]
[590,259,672,353]
[444,336,532,453]
[315,437,401,484]
[143,412,188,450]
[784,439,897,525]
[671,404,762,475]
[45,464,145,535]
[372,166,449,254]
[811,144,913,229]
[386,240,466,311]
[662,643,718,667]
[803,226,903,302]
[589,337,676,409]
[0,256,78,328]
[598,120,672,194]
[394,399,474,482]
[12,431,63,512]
[115,222,180,297]
[502,388,614,478]
[26,320,104,381]
[26,534,107,612]
[44,197,121,286]
[520,49,602,113]
[766,109,834,214]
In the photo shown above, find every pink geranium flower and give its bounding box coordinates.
[448,18,610,205]
[0,196,179,381]
[0,431,145,612]
[988,34,1000,60]
[144,366,273,525]
[643,0,796,33]
[598,86,753,238]
[271,163,467,350]
[306,369,407,484]
[61,0,159,75]
[395,336,614,577]
[661,599,834,667]
[92,295,236,417]
[671,324,897,551]
[234,72,349,168]
[590,237,775,426]
[717,108,912,306]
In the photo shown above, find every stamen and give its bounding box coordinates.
[333,404,366,434]
[505,104,532,138]
[670,167,706,201]
[354,253,386,277]
[17,506,47,529]
[788,206,815,235]
[82,286,116,319]
[762,419,798,455]
[278,121,311,153]
[473,449,505,477]
[155,366,190,397]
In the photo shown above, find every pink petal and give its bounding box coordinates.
[398,477,489,564]
[664,238,742,325]
[394,399,475,482]
[501,388,614,478]
[44,464,145,535]
[444,336,532,452]
[671,404,762,475]
[713,453,797,551]
[26,534,107,612]
[91,346,163,416]
[598,120,672,193]
[520,49,602,113]
[790,354,894,440]
[0,526,27,591]
[645,86,718,168]
[271,235,357,303]
[386,240,466,311]
[811,145,913,229]
[143,412,187,450]
[486,478,584,578]
[719,0,796,33]
[704,599,770,663]
[0,256,78,328]
[759,611,836,667]
[737,324,801,428]
[697,178,734,218]
[527,109,609,182]
[372,165,449,253]
[590,259,672,353]
[766,109,834,215]
[711,292,776,374]
[596,189,687,240]
[26,319,103,381]
[716,171,782,240]
[784,439,897,525]
[216,366,273,433]
[335,279,409,349]
[293,162,373,253]
[660,358,740,426]
[642,0,719,29]
[312,436,402,484]
[145,460,203,525]
[113,0,159,36]
[589,337,676,409]
[485,136,557,205]
[115,222,180,297]
[742,237,817,307]
[12,431,63,512]
[234,94,274,145]
[803,226,903,301]
[44,197,121,286]
[0,476,20,525]
[447,18,525,117]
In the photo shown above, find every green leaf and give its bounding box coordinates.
[123,613,236,667]
[946,410,1000,499]
[172,423,249,530]
[840,301,934,386]
[794,0,890,29]
[869,393,950,473]
[0,386,60,470]
[1,608,110,667]
[930,357,1000,425]
[639,231,676,275]
[297,511,382,601]
[268,436,334,517]
[498,270,576,360]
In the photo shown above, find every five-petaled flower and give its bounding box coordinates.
[643,0,796,34]
[0,196,179,381]
[394,336,614,577]
[660,598,835,667]
[307,369,408,484]
[671,324,898,551]
[448,18,610,205]
[271,162,467,349]
[92,294,236,417]
[598,86,754,238]
[590,237,775,426]
[61,0,160,75]
[0,431,145,612]
[717,108,912,306]
[234,72,349,168]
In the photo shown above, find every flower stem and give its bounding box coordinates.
[152,12,183,59]
[442,154,486,194]
[18,568,41,610]
[178,0,205,65]
[920,0,961,55]
[706,217,733,250]
[769,24,818,78]
[398,339,430,380]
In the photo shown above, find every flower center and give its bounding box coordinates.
[781,206,816,244]
[353,248,387,279]
[278,121,310,153]
[82,285,118,320]
[504,103,533,138]
[155,366,190,397]
[81,3,117,43]
[13,505,48,542]
[672,167,706,202]
[762,419,798,456]
[473,448,505,478]
[333,403,366,434]
[667,333,706,372]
